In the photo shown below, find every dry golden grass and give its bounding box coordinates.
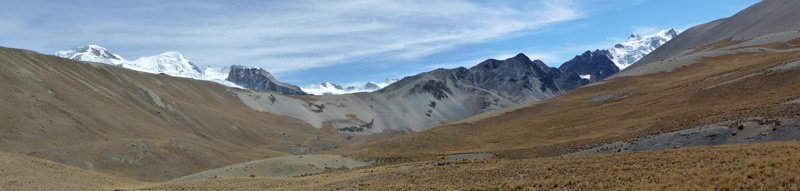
[124,141,800,190]
[0,151,142,191]
[344,40,800,161]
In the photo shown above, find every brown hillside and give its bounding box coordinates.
[0,150,141,191]
[0,47,358,181]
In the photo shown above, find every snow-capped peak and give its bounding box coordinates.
[610,28,680,69]
[56,44,241,88]
[302,79,399,95]
[321,82,344,90]
[628,34,642,40]
[303,82,345,95]
[55,44,125,66]
[124,51,203,78]
[203,66,230,80]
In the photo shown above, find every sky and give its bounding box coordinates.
[0,0,758,87]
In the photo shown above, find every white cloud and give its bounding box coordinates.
[1,0,584,74]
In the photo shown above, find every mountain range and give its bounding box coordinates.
[50,28,678,134]
[55,45,307,95]
[55,28,677,97]
[345,0,800,176]
[300,28,678,95]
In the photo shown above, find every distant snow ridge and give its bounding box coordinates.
[125,52,203,78]
[609,28,680,69]
[56,45,240,88]
[302,79,398,95]
[56,45,126,66]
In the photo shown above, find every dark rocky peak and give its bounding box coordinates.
[364,82,379,89]
[532,59,556,74]
[81,45,122,60]
[321,82,344,90]
[579,49,611,59]
[555,49,619,91]
[509,53,531,62]
[473,59,502,70]
[230,65,272,78]
[471,53,551,75]
[463,53,561,101]
[665,28,679,37]
[226,65,307,95]
[377,52,564,104]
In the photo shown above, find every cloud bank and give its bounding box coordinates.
[0,0,582,74]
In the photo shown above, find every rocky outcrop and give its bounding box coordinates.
[384,53,561,104]
[466,53,561,103]
[556,50,619,91]
[226,65,308,95]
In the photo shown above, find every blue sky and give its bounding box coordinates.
[0,0,758,87]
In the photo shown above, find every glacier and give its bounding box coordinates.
[609,28,680,69]
[302,80,398,95]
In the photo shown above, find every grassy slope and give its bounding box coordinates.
[0,47,357,181]
[124,141,800,190]
[0,151,142,191]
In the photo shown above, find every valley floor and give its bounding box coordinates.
[0,151,142,191]
[115,141,800,191]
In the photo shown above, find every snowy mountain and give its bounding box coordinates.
[549,29,677,91]
[124,52,203,79]
[201,66,244,88]
[55,45,126,66]
[609,28,679,69]
[56,45,240,87]
[55,45,314,94]
[203,66,232,82]
[302,79,398,95]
